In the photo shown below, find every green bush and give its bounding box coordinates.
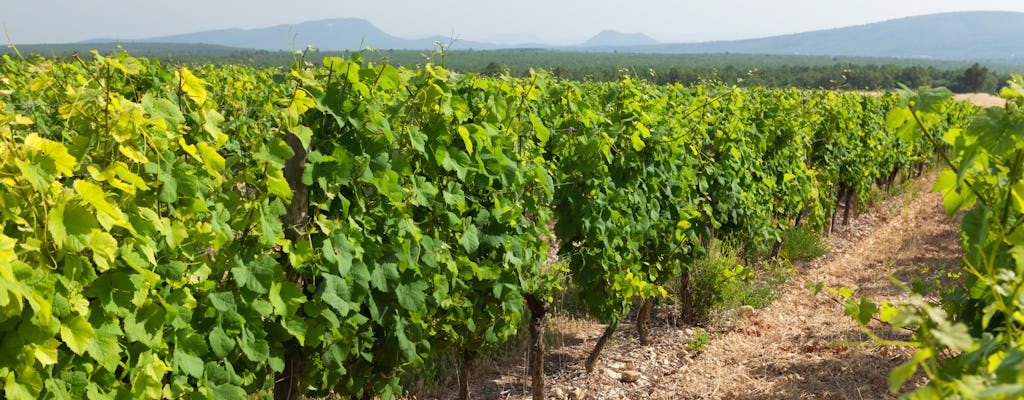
[780,226,827,262]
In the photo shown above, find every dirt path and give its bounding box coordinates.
[425,174,963,400]
[667,178,962,399]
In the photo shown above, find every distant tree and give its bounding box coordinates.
[960,63,991,93]
[897,66,932,89]
[482,61,506,76]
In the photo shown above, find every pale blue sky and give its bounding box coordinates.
[5,0,1024,45]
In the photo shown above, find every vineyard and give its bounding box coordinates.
[0,50,1019,399]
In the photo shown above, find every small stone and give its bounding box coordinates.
[684,328,695,335]
[620,370,642,383]
[603,368,622,380]
[550,387,567,400]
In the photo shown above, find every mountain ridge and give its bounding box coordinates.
[75,11,1024,61]
[583,30,660,47]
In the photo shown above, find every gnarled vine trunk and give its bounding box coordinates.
[524,293,549,400]
[274,132,308,400]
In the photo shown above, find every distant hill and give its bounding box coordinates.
[626,11,1024,61]
[61,11,1024,62]
[83,18,500,51]
[582,30,660,48]
[7,42,253,56]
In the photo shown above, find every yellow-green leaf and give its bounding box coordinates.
[60,314,95,355]
[13,114,33,125]
[203,109,227,144]
[457,126,474,155]
[266,169,293,201]
[530,114,551,145]
[32,338,60,366]
[176,67,207,106]
[197,142,226,183]
[118,145,149,163]
[73,180,129,229]
[17,133,77,191]
[130,352,171,399]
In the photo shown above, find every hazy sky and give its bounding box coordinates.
[6,0,1024,45]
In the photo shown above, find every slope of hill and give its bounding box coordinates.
[582,30,660,48]
[630,11,1024,61]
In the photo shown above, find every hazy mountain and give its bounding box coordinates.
[625,11,1024,61]
[582,30,660,48]
[72,11,1024,61]
[83,18,500,51]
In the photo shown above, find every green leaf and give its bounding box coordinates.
[320,274,351,317]
[269,281,306,316]
[941,184,977,216]
[531,114,551,145]
[209,326,234,358]
[208,292,237,313]
[86,320,123,372]
[913,87,952,113]
[395,281,428,312]
[932,169,957,194]
[437,146,469,180]
[370,256,400,292]
[878,302,897,322]
[47,201,69,249]
[460,224,480,254]
[158,168,178,203]
[230,256,274,294]
[259,200,285,246]
[207,383,246,400]
[994,349,1024,383]
[282,317,308,346]
[803,280,825,295]
[932,322,974,351]
[844,297,876,325]
[173,347,205,378]
[888,358,918,393]
[323,233,355,275]
[203,109,226,144]
[143,94,185,127]
[393,317,418,363]
[123,303,166,346]
[238,328,269,362]
[59,315,95,356]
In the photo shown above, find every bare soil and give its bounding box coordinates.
[416,172,962,400]
[953,93,1005,108]
[856,91,1004,108]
